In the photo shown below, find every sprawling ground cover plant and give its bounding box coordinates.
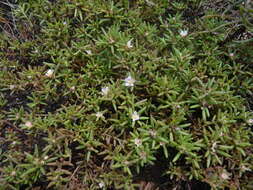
[0,0,253,189]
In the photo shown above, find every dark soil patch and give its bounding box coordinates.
[133,148,174,189]
[2,89,31,112]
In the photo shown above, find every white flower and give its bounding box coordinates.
[229,53,234,57]
[40,160,45,165]
[85,50,92,55]
[247,118,253,125]
[95,112,104,119]
[25,121,33,128]
[44,156,49,160]
[176,105,181,109]
[179,29,188,37]
[124,75,136,87]
[131,111,140,122]
[220,170,231,180]
[127,39,133,48]
[45,69,54,77]
[175,127,181,131]
[134,138,142,147]
[9,85,15,90]
[149,130,157,137]
[101,86,109,96]
[63,21,67,25]
[11,171,16,176]
[99,182,105,188]
[70,86,76,91]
